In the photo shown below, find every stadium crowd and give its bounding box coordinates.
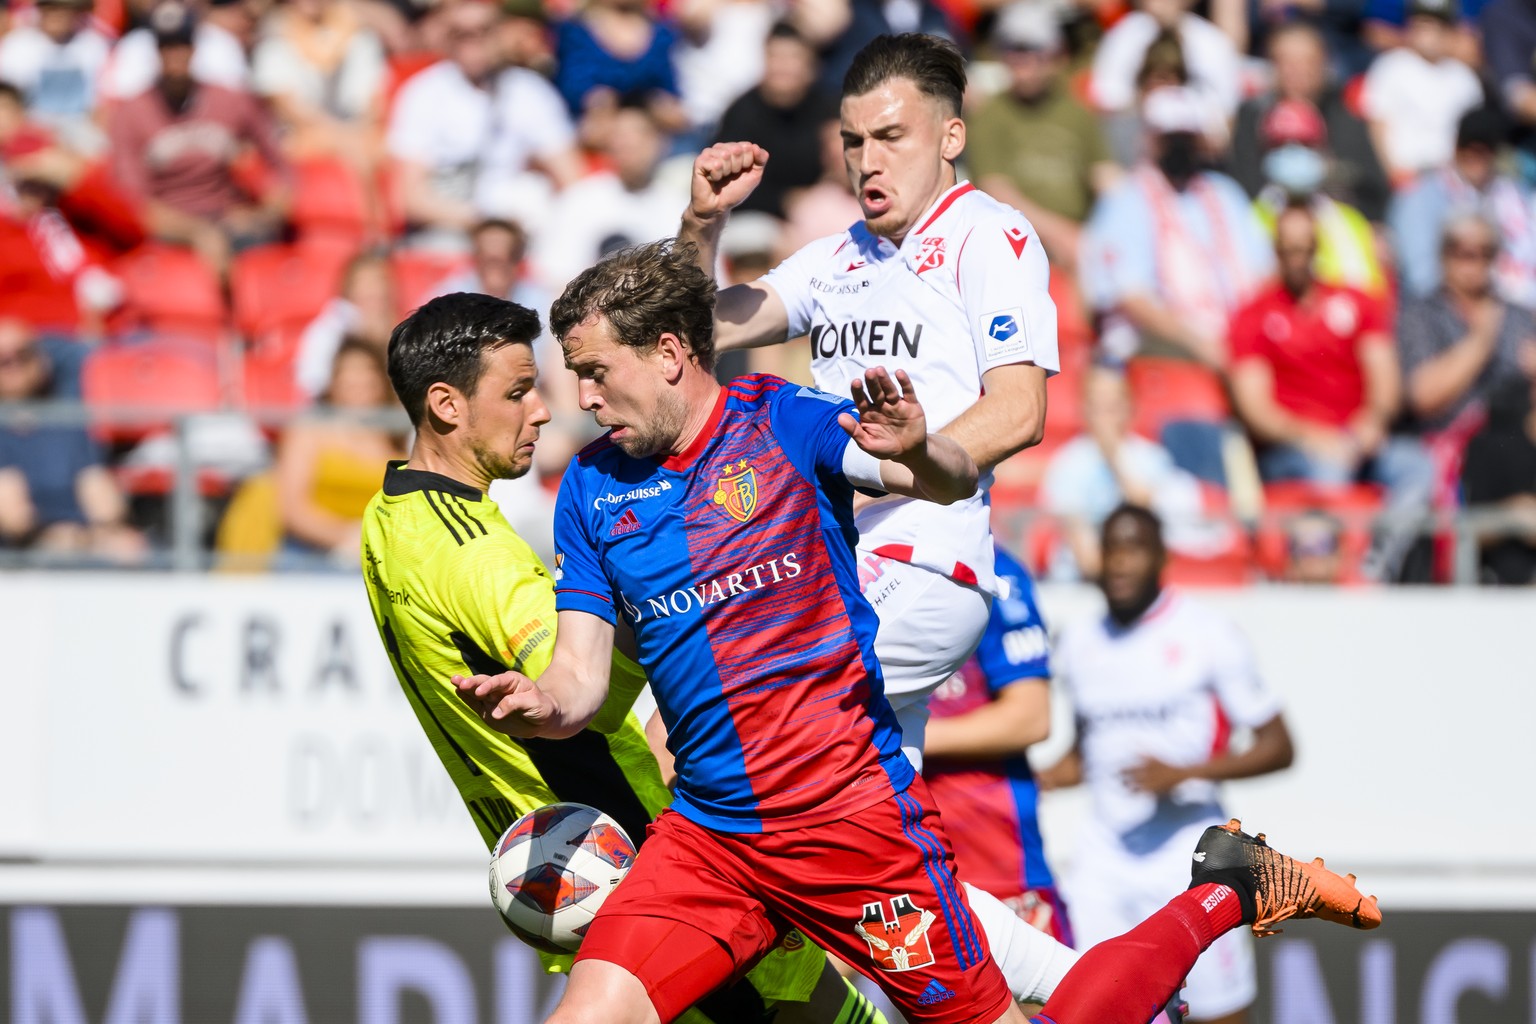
[1,0,1534,582]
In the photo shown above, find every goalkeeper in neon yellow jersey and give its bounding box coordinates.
[361,292,886,1024]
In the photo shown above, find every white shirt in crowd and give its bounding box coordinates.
[0,22,113,119]
[533,163,691,292]
[761,181,1061,595]
[1054,590,1284,837]
[251,22,385,121]
[101,22,250,99]
[672,0,773,130]
[1090,11,1242,118]
[1361,47,1483,175]
[386,61,575,232]
[1040,434,1232,577]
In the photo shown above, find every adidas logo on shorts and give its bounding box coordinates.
[917,979,956,1006]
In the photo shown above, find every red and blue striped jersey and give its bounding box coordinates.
[553,375,915,833]
[925,547,1057,896]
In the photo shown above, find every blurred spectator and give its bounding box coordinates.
[1231,22,1391,222]
[497,0,556,76]
[386,0,582,248]
[533,98,688,291]
[553,0,688,136]
[1360,0,1483,184]
[1283,507,1347,582]
[275,339,403,565]
[1460,372,1536,583]
[1040,366,1230,580]
[967,2,1120,272]
[1099,27,1196,167]
[1230,205,1433,577]
[1479,0,1536,182]
[796,0,958,97]
[428,217,547,309]
[0,0,112,151]
[102,0,255,100]
[779,118,862,253]
[713,21,838,220]
[1044,504,1293,1024]
[1250,100,1386,296]
[1399,212,1536,434]
[923,545,1073,945]
[108,2,291,274]
[672,0,775,140]
[251,0,387,161]
[0,85,145,337]
[0,319,145,560]
[1391,108,1536,308]
[1081,86,1274,367]
[294,251,397,399]
[1089,0,1242,123]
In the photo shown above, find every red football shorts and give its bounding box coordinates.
[575,777,1013,1024]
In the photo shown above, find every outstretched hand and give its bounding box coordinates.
[690,141,769,221]
[451,670,556,738]
[838,367,928,462]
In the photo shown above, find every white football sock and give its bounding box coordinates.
[962,881,1079,1006]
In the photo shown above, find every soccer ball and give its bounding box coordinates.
[489,802,638,953]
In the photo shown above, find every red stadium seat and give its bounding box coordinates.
[112,243,228,341]
[231,243,350,340]
[290,156,372,248]
[1164,541,1254,586]
[1126,357,1231,437]
[81,340,224,445]
[391,249,469,315]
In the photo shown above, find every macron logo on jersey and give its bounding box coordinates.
[610,507,641,537]
[1003,225,1030,259]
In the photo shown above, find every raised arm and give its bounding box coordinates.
[839,366,978,505]
[453,609,616,740]
[677,141,792,351]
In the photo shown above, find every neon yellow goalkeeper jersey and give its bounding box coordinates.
[361,461,670,851]
[360,461,823,1005]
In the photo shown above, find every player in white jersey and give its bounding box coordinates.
[679,33,1060,765]
[676,31,1077,1014]
[1045,505,1296,1024]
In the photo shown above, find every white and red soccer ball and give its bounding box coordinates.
[490,803,637,952]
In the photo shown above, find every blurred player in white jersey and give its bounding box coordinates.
[675,30,1073,1011]
[1044,505,1296,1024]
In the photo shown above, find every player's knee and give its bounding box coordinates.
[553,960,659,1024]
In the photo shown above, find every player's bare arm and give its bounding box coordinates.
[937,362,1048,471]
[677,141,791,351]
[1123,713,1295,796]
[841,366,978,504]
[453,609,616,740]
[923,678,1051,761]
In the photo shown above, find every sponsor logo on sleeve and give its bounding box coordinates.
[1003,225,1030,259]
[981,307,1030,362]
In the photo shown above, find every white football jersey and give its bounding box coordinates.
[1054,591,1283,835]
[761,182,1060,593]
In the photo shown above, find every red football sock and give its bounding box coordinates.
[1030,884,1245,1024]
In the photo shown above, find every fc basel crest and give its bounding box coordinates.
[712,460,758,523]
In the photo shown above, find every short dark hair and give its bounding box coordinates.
[471,217,528,259]
[386,292,541,426]
[1102,503,1165,551]
[549,239,717,372]
[767,19,809,46]
[843,33,965,117]
[0,82,24,108]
